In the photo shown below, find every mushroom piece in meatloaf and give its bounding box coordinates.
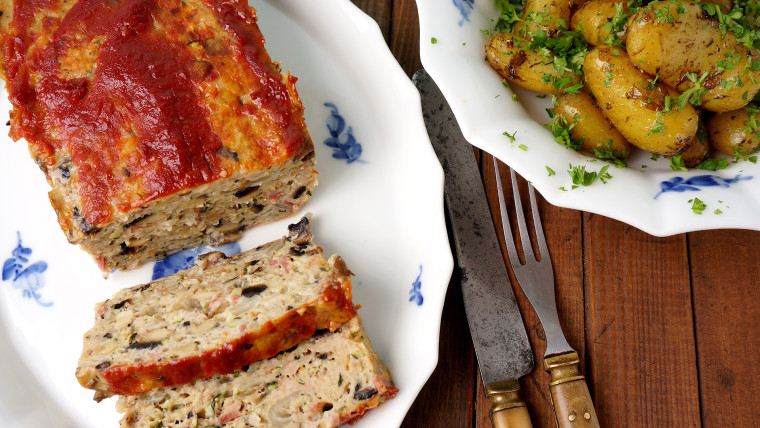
[76,216,357,401]
[0,0,316,271]
[117,317,397,428]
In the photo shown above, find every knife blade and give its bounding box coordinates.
[413,69,534,428]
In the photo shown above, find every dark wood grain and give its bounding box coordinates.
[690,230,760,427]
[389,0,422,75]
[351,1,760,427]
[583,216,701,427]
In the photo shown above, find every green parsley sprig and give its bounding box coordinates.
[494,0,525,33]
[567,164,612,187]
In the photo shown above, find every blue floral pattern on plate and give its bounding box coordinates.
[152,242,242,280]
[2,232,52,307]
[409,265,424,306]
[655,174,753,199]
[453,0,474,25]
[324,102,364,163]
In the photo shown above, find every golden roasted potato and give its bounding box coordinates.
[554,92,633,159]
[486,32,581,94]
[584,45,698,155]
[707,107,760,156]
[670,121,711,167]
[512,0,573,38]
[570,0,628,46]
[626,0,760,112]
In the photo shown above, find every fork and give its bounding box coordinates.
[493,158,600,428]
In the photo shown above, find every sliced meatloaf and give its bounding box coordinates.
[0,0,316,271]
[117,317,397,428]
[76,216,356,401]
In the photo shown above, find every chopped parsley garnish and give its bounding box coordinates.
[567,164,612,187]
[494,0,525,33]
[699,1,760,50]
[645,75,660,91]
[431,37,438,44]
[591,140,628,167]
[544,110,583,151]
[503,130,517,142]
[532,29,588,77]
[696,157,729,171]
[669,155,688,172]
[674,72,709,110]
[648,112,666,135]
[546,166,556,176]
[689,197,707,214]
[604,2,636,47]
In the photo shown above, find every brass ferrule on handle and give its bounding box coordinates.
[485,379,533,428]
[544,352,600,428]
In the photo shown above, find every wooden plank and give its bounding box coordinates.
[690,229,760,427]
[583,215,701,427]
[480,157,586,427]
[389,0,422,75]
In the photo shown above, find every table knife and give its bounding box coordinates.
[413,70,535,428]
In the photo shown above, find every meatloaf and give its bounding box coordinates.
[117,317,397,428]
[76,216,356,401]
[0,0,316,271]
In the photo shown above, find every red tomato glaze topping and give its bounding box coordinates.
[2,0,303,226]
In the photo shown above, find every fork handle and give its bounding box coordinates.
[544,352,600,428]
[485,379,533,428]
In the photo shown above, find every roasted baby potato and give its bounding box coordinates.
[570,0,628,46]
[486,32,582,94]
[554,93,633,159]
[512,0,573,38]
[670,122,711,167]
[626,0,760,112]
[584,45,698,155]
[707,107,760,156]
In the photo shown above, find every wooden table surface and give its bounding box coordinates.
[350,1,760,427]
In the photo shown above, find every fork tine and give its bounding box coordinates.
[510,168,536,262]
[527,183,550,261]
[492,157,521,268]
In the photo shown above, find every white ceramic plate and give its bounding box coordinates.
[417,0,760,236]
[0,1,453,427]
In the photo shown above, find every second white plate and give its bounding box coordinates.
[417,0,760,236]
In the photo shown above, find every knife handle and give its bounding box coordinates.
[544,352,600,428]
[485,379,533,428]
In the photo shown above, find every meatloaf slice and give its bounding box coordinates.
[117,317,397,428]
[76,216,356,401]
[0,0,316,272]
